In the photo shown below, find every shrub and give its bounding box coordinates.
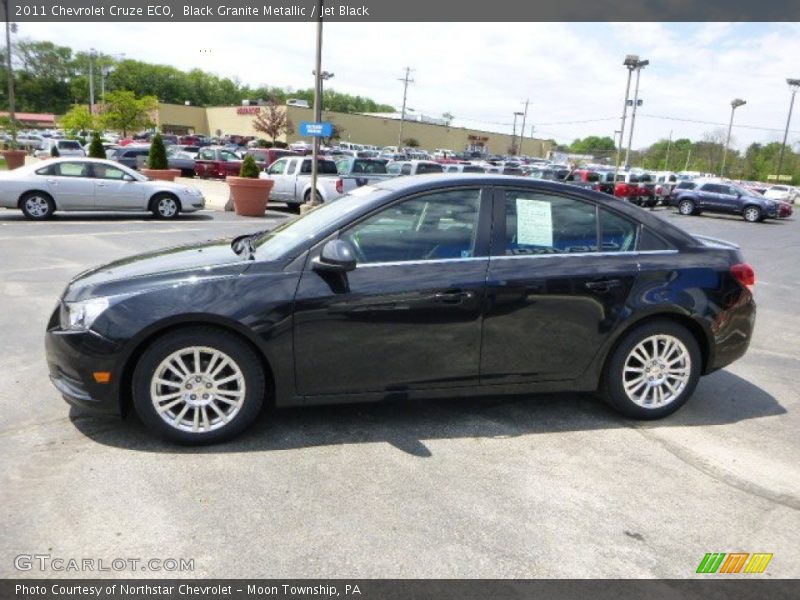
[147,133,169,169]
[50,144,60,157]
[256,138,270,148]
[88,132,105,159]
[239,154,260,178]
[274,141,288,149]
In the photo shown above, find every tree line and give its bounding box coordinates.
[0,39,395,115]
[551,133,798,184]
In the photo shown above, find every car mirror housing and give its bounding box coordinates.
[313,239,357,273]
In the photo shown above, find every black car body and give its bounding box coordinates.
[46,175,756,443]
[671,180,782,222]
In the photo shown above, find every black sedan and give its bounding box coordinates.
[45,175,757,444]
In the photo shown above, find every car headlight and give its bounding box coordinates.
[60,297,110,331]
[182,187,202,196]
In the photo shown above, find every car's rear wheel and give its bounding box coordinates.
[132,327,265,444]
[20,192,56,220]
[678,199,695,216]
[600,320,701,419]
[151,194,181,219]
[743,205,762,223]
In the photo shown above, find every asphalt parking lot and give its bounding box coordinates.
[0,205,798,579]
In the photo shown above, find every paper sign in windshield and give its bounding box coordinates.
[516,198,553,246]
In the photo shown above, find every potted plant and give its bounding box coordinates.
[0,117,27,169]
[140,133,181,181]
[88,132,106,159]
[227,154,273,217]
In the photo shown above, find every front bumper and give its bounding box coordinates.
[45,313,125,415]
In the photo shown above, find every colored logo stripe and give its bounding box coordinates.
[697,552,773,574]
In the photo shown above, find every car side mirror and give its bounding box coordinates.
[313,239,357,273]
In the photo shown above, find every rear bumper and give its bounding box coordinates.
[707,290,757,373]
[45,321,125,415]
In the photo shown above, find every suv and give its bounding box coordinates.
[108,145,151,170]
[34,139,86,159]
[386,160,444,176]
[671,180,782,222]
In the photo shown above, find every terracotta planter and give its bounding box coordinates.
[1,150,27,170]
[141,168,182,182]
[227,177,274,217]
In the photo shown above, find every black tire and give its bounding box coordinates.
[150,193,181,219]
[678,199,695,216]
[287,203,301,214]
[20,191,55,220]
[600,320,701,420]
[132,327,265,444]
[742,205,762,223]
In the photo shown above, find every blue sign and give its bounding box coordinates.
[300,121,333,137]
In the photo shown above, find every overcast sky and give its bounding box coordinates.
[18,21,800,150]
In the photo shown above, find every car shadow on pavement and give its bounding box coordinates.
[69,369,785,456]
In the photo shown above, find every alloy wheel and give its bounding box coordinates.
[158,197,178,217]
[622,334,691,408]
[25,196,51,218]
[150,346,246,433]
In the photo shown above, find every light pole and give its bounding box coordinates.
[614,55,640,181]
[519,100,529,155]
[624,57,648,169]
[398,66,414,148]
[305,0,323,210]
[88,48,97,115]
[720,98,746,177]
[3,0,17,147]
[512,111,523,155]
[776,78,800,180]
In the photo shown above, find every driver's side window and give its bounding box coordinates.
[268,160,287,175]
[341,189,481,264]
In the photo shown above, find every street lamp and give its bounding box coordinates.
[512,111,523,155]
[305,0,324,211]
[614,55,642,180]
[3,0,17,147]
[624,57,648,169]
[776,78,800,180]
[720,98,746,177]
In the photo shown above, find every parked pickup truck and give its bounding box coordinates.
[194,146,267,179]
[259,156,346,209]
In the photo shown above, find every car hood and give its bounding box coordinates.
[63,238,251,301]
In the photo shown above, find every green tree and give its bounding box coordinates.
[239,154,260,178]
[59,105,96,134]
[147,133,168,169]
[569,136,616,155]
[403,138,420,148]
[100,90,157,137]
[50,144,60,157]
[88,132,105,158]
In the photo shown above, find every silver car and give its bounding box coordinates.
[0,158,205,220]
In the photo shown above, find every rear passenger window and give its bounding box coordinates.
[503,191,598,255]
[599,209,637,252]
[639,228,673,251]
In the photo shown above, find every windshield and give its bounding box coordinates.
[255,186,389,260]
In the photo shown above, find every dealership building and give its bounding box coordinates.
[154,103,552,156]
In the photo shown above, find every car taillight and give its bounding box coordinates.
[731,263,755,292]
[335,178,343,194]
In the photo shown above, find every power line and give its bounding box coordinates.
[640,113,800,136]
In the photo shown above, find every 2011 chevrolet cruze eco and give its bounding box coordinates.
[45,175,756,444]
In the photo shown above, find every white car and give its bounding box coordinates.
[35,139,87,159]
[0,158,205,220]
[764,185,798,204]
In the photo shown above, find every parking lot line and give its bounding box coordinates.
[0,228,208,241]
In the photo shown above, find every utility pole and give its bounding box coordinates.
[614,56,638,183]
[684,146,692,171]
[518,99,529,156]
[663,130,673,171]
[512,111,523,155]
[398,66,414,149]
[3,0,17,146]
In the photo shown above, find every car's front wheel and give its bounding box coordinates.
[132,327,265,444]
[20,192,56,220]
[151,194,181,219]
[600,320,701,419]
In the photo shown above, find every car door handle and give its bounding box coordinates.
[585,278,622,292]
[46,179,56,184]
[433,290,473,304]
[96,182,108,187]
